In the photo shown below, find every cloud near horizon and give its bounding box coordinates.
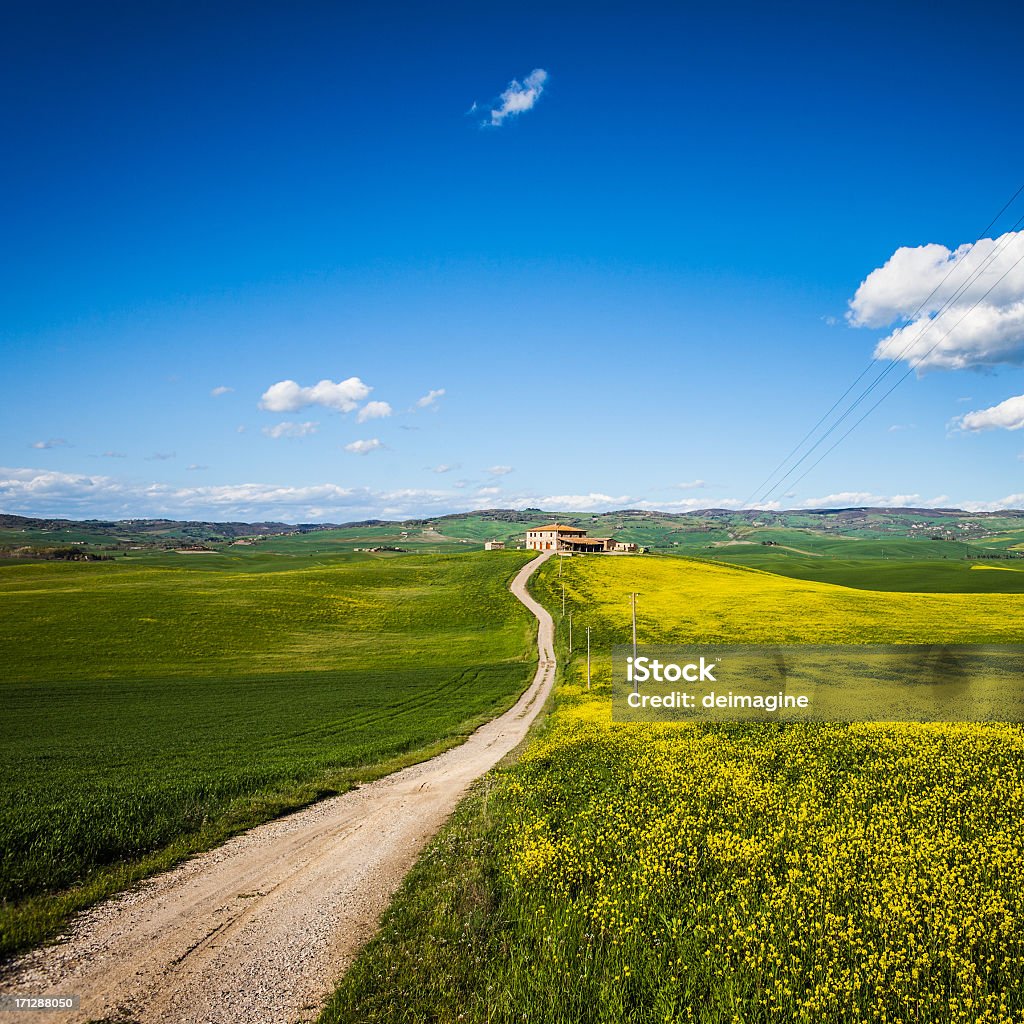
[2,468,1022,523]
[848,231,1024,371]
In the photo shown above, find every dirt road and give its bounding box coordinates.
[0,552,555,1024]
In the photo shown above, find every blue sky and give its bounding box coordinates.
[3,0,1024,521]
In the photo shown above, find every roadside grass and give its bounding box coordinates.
[0,550,535,959]
[322,554,1024,1024]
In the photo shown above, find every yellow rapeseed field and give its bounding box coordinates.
[498,557,1024,1022]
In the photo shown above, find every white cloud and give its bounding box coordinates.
[101,451,126,458]
[145,452,176,461]
[887,423,916,432]
[848,231,1024,371]
[415,388,446,409]
[955,394,1024,432]
[262,421,319,439]
[344,438,383,455]
[796,491,951,509]
[260,377,372,414]
[210,385,233,397]
[30,439,69,450]
[675,479,707,489]
[539,492,630,511]
[475,486,501,497]
[0,467,461,521]
[486,69,548,127]
[959,495,1024,512]
[186,464,208,471]
[632,497,762,512]
[432,464,456,474]
[357,400,393,423]
[486,465,514,476]
[4,465,1021,522]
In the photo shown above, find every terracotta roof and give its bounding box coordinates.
[532,523,586,533]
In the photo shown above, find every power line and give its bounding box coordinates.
[779,242,1024,499]
[745,186,1024,507]
[757,214,1024,505]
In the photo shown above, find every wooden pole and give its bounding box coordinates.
[586,626,591,691]
[631,592,638,694]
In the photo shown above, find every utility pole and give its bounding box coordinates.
[586,626,591,691]
[568,612,573,654]
[561,583,565,616]
[630,592,638,694]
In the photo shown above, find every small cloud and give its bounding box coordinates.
[145,451,176,461]
[357,400,393,423]
[675,479,707,490]
[956,396,974,403]
[483,68,548,127]
[186,464,208,471]
[486,465,513,476]
[210,385,234,397]
[344,438,384,455]
[431,464,458,474]
[262,421,319,439]
[476,486,501,496]
[415,388,446,410]
[101,451,126,458]
[260,377,371,414]
[30,438,70,450]
[955,394,1024,433]
[797,490,950,509]
[453,480,469,489]
[887,423,917,432]
[399,424,419,431]
[540,492,630,512]
[236,425,247,434]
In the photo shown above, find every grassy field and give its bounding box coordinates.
[694,553,1024,593]
[0,549,535,958]
[323,555,1024,1024]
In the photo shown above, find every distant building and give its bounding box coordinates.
[525,523,616,553]
[613,541,639,553]
[484,540,505,550]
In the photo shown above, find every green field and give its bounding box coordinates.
[6,507,1024,568]
[0,549,535,957]
[324,554,1024,1024]
[688,553,1024,593]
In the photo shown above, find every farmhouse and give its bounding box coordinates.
[484,540,505,550]
[525,523,616,553]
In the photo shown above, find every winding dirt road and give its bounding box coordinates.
[0,552,555,1024]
